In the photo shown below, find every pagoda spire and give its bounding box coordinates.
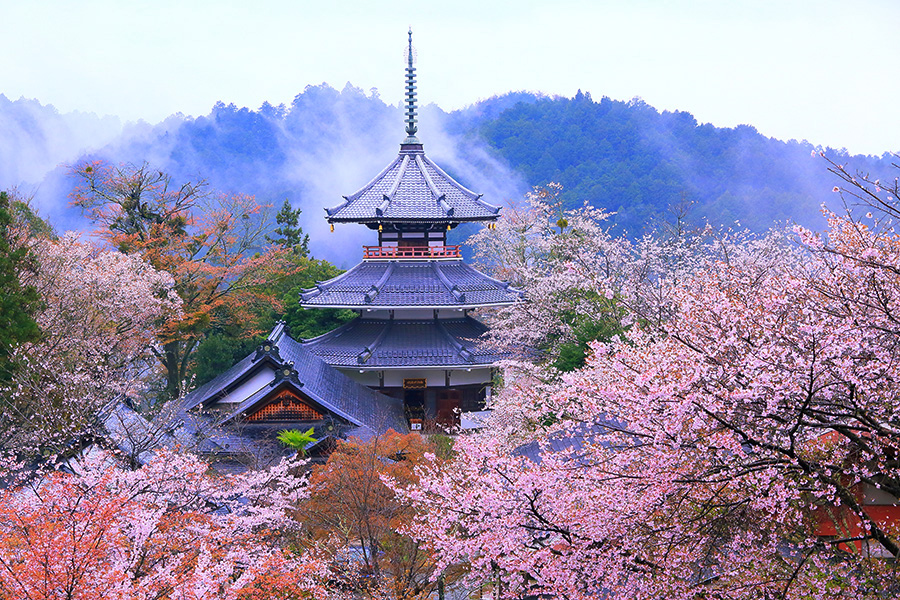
[403,28,420,145]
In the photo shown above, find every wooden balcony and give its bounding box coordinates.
[363,245,462,260]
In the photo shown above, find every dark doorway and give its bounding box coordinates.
[404,389,425,424]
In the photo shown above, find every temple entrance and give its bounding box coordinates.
[436,389,461,428]
[404,389,425,429]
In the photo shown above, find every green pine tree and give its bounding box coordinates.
[267,199,309,256]
[0,192,42,380]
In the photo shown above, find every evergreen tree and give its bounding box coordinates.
[267,199,309,256]
[191,256,354,386]
[0,192,42,379]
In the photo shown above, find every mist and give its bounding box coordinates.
[3,84,897,264]
[0,95,123,227]
[3,83,527,269]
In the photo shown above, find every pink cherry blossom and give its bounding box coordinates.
[405,193,900,598]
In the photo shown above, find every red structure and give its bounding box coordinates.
[811,432,900,555]
[362,245,462,260]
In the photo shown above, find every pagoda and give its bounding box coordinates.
[299,30,522,429]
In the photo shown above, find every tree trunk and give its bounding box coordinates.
[163,340,183,402]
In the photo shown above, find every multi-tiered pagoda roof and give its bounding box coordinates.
[300,261,523,308]
[302,316,506,368]
[325,145,501,225]
[300,30,519,389]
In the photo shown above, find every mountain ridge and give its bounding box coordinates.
[1,85,893,257]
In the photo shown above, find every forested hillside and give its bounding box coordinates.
[110,87,898,236]
[3,85,895,246]
[463,91,895,233]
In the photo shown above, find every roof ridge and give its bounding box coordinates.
[421,153,501,215]
[434,317,474,363]
[414,154,453,219]
[377,155,411,216]
[446,262,526,297]
[300,263,361,300]
[357,314,393,364]
[365,262,395,303]
[266,321,287,343]
[431,262,465,302]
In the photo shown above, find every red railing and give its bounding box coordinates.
[363,245,461,259]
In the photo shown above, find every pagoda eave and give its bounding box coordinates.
[300,301,518,310]
[323,143,502,223]
[301,317,508,369]
[299,260,524,308]
[339,363,496,371]
[327,215,500,225]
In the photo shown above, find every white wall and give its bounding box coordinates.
[216,366,275,403]
[337,367,492,389]
[446,368,492,386]
[340,369,381,387]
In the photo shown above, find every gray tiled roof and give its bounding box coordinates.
[301,316,507,368]
[325,145,501,223]
[273,332,408,432]
[98,402,178,466]
[513,419,631,465]
[178,324,408,439]
[300,260,523,308]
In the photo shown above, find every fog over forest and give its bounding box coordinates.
[2,84,896,265]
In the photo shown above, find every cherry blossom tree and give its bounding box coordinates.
[467,184,626,366]
[0,449,327,600]
[0,233,181,452]
[408,189,900,598]
[467,184,773,370]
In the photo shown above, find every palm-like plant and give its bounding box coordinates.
[276,427,318,456]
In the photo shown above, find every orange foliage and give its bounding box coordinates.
[71,161,298,399]
[0,456,324,600]
[0,474,129,599]
[297,431,453,599]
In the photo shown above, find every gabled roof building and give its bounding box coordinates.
[173,322,408,468]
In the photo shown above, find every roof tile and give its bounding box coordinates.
[301,260,523,308]
[326,146,501,223]
[301,317,507,368]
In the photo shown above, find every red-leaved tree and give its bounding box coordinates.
[296,431,458,600]
[0,449,325,600]
[71,161,297,400]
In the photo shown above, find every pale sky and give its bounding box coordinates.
[1,0,896,155]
